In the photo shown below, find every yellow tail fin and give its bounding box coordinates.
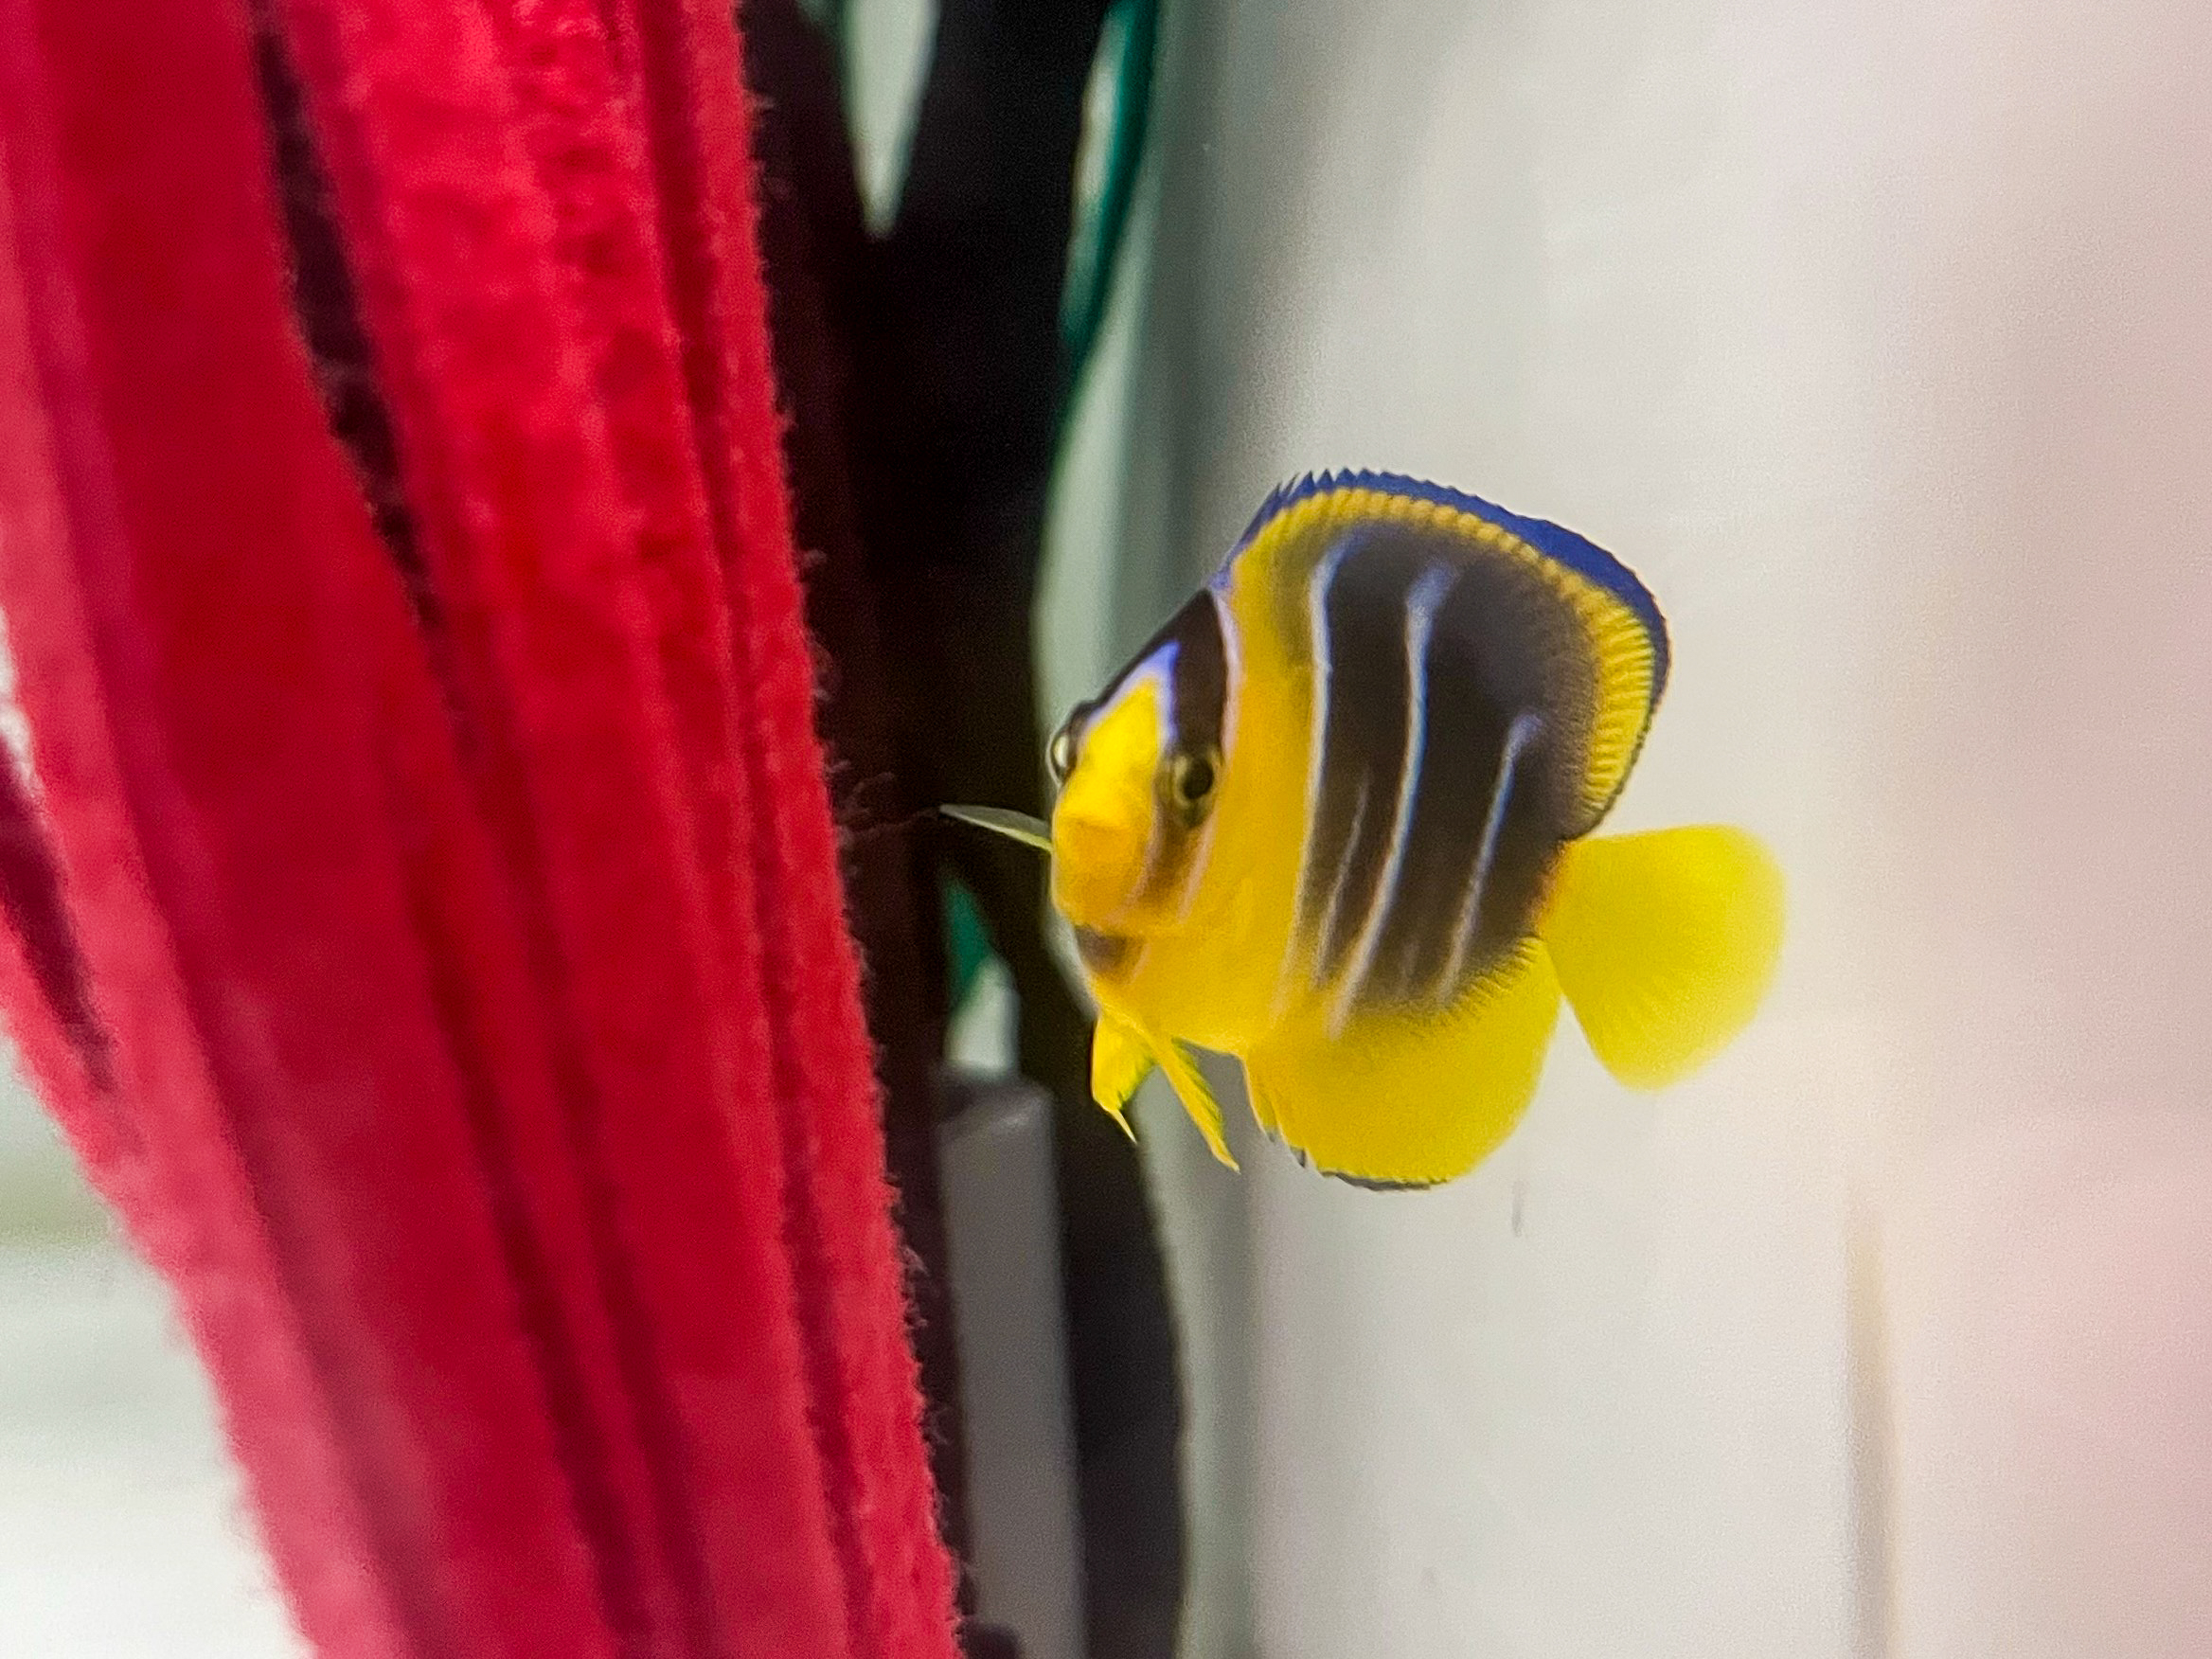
[1536,825,1785,1089]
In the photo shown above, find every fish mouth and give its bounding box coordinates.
[1072,925,1137,976]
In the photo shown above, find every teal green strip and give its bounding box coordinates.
[1059,0,1162,419]
[945,878,994,1014]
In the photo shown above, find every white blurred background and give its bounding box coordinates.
[0,1070,300,1656]
[1040,0,2212,1654]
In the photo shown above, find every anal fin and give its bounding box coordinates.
[1244,1059,1282,1141]
[1245,943,1561,1187]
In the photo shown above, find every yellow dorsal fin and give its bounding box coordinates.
[1537,825,1785,1089]
[1226,477,1663,831]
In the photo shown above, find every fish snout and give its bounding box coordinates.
[1050,796,1151,928]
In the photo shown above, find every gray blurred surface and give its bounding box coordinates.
[938,1072,1084,1659]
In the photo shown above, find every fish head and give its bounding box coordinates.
[1047,658,1222,951]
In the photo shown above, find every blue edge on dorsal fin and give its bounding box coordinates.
[1230,468,1671,700]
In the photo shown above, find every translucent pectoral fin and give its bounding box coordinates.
[937,804,1054,852]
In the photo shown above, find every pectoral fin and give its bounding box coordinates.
[937,804,1054,852]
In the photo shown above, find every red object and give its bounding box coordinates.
[0,0,961,1654]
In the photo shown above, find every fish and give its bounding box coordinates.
[954,470,1785,1188]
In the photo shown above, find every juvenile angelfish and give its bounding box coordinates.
[979,472,1784,1188]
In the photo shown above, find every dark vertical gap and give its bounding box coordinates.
[0,741,118,1107]
[837,1,1190,1654]
[739,0,977,1599]
[246,8,438,641]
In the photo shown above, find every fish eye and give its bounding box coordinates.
[1047,721,1079,784]
[1168,747,1220,819]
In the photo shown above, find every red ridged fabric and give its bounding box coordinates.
[0,0,961,1654]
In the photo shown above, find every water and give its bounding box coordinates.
[1037,0,2212,1654]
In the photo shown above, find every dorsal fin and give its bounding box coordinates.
[1227,469,1669,701]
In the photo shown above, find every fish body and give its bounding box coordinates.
[1044,471,1783,1187]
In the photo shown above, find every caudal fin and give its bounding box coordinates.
[1536,825,1784,1089]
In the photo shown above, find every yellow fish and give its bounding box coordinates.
[954,471,1784,1188]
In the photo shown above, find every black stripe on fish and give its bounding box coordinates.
[1298,527,1433,984]
[1436,709,1545,992]
[1168,589,1230,762]
[1087,588,1230,756]
[1293,516,1596,1016]
[1329,561,1460,1023]
[1132,588,1231,908]
[1052,587,1233,921]
[1363,583,1560,1007]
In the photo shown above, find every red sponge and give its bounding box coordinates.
[0,0,960,1654]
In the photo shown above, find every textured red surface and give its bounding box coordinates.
[0,0,960,1654]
